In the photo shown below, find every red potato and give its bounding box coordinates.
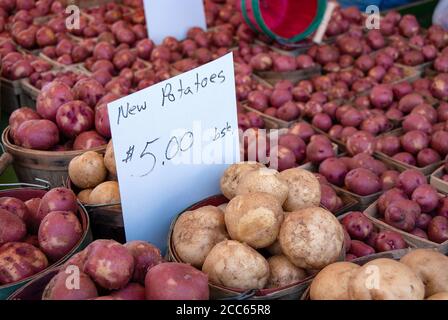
[438,103,448,122]
[411,185,439,213]
[0,209,26,245]
[398,93,424,113]
[328,125,343,140]
[410,228,428,239]
[84,240,134,290]
[36,81,74,121]
[341,127,358,144]
[318,157,348,187]
[306,138,335,164]
[434,55,448,73]
[10,60,34,80]
[55,101,94,139]
[249,53,272,71]
[73,131,107,151]
[349,240,375,258]
[393,82,413,100]
[346,131,375,156]
[276,102,300,121]
[431,131,448,156]
[136,39,154,60]
[397,169,426,196]
[37,187,77,220]
[248,91,268,111]
[145,263,209,300]
[273,55,297,72]
[269,145,296,171]
[375,231,407,252]
[36,26,57,47]
[378,188,408,215]
[9,107,41,143]
[402,114,432,134]
[270,89,292,108]
[16,119,59,150]
[411,104,437,124]
[113,49,136,71]
[401,130,429,155]
[124,241,163,285]
[73,78,105,108]
[416,213,432,230]
[288,122,314,142]
[91,59,115,75]
[428,216,448,244]
[0,242,48,285]
[0,196,29,223]
[431,73,448,100]
[25,198,41,233]
[38,211,82,261]
[111,283,145,300]
[393,152,416,166]
[15,27,37,49]
[95,104,111,139]
[381,170,400,191]
[369,85,394,109]
[342,211,373,240]
[278,134,306,163]
[437,197,448,218]
[355,55,375,72]
[345,168,381,196]
[385,199,420,232]
[320,184,341,213]
[93,41,115,61]
[43,269,98,300]
[376,135,401,157]
[340,108,362,127]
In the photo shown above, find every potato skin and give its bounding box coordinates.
[279,207,344,269]
[124,240,163,284]
[220,162,265,200]
[202,240,270,290]
[104,140,117,177]
[225,193,283,248]
[38,211,83,261]
[83,239,134,290]
[145,262,209,300]
[69,151,107,189]
[89,181,120,205]
[42,269,98,300]
[310,262,360,300]
[0,208,26,245]
[0,242,48,284]
[38,187,78,219]
[235,167,288,205]
[278,168,321,211]
[427,292,448,300]
[77,189,92,204]
[349,258,425,300]
[111,283,146,300]
[173,206,228,268]
[267,255,307,288]
[400,249,448,297]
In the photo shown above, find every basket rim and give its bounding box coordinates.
[2,126,107,157]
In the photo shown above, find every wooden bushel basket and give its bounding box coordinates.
[167,195,345,300]
[1,127,107,187]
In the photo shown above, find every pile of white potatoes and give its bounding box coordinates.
[310,249,448,300]
[68,141,121,206]
[172,162,345,291]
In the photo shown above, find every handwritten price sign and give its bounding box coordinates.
[108,53,239,248]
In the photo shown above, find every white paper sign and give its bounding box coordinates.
[143,0,207,45]
[108,53,239,249]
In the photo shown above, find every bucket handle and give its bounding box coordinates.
[0,179,51,190]
[219,289,257,300]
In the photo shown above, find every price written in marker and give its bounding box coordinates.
[107,53,239,248]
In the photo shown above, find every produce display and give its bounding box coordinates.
[309,249,448,300]
[0,187,85,286]
[0,0,448,302]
